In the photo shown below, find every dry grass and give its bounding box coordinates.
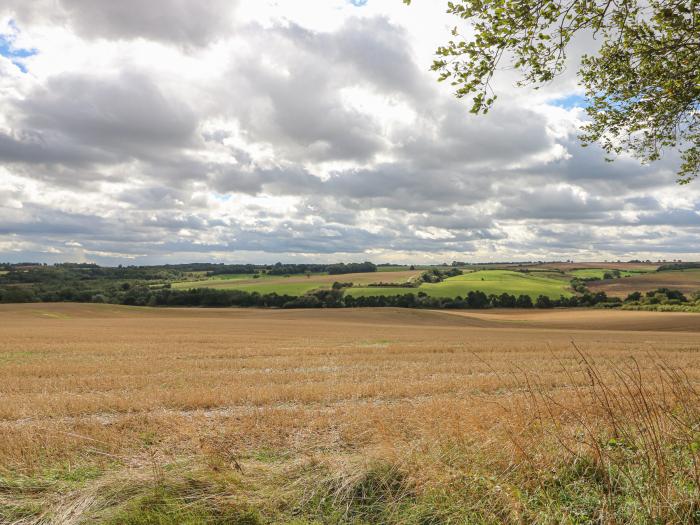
[1,304,700,523]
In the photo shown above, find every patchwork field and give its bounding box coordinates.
[166,265,700,304]
[532,262,660,272]
[588,268,700,297]
[568,268,637,279]
[172,270,421,294]
[2,303,700,523]
[348,269,572,299]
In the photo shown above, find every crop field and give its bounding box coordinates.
[172,270,421,294]
[377,266,421,272]
[588,268,700,297]
[180,280,325,296]
[532,262,660,272]
[568,268,637,279]
[349,269,572,299]
[3,303,700,523]
[168,266,696,302]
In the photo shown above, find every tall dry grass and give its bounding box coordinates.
[1,305,699,523]
[498,345,700,522]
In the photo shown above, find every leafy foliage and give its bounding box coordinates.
[405,0,700,181]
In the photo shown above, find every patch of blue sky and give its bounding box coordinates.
[549,94,587,109]
[0,22,37,73]
[213,193,233,202]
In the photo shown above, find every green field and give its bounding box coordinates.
[171,269,420,296]
[173,277,327,295]
[207,273,259,280]
[569,268,636,279]
[376,265,415,272]
[345,286,423,298]
[348,270,572,299]
[205,281,326,295]
[174,269,572,299]
[172,273,325,290]
[172,273,261,286]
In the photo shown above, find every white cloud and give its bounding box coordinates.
[0,0,698,265]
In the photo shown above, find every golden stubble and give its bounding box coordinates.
[1,303,700,476]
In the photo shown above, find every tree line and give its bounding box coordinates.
[0,283,620,310]
[267,261,377,275]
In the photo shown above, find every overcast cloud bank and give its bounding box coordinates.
[0,0,698,264]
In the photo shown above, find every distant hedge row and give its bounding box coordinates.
[655,262,700,272]
[0,285,617,309]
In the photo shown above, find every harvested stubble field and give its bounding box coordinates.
[588,269,700,297]
[2,304,700,524]
[532,262,660,272]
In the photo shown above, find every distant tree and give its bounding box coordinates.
[467,290,490,308]
[516,294,533,308]
[625,291,643,302]
[405,0,700,182]
[535,295,553,308]
[327,262,377,275]
[495,292,517,308]
[0,287,37,303]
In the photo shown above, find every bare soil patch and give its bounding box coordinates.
[588,269,700,297]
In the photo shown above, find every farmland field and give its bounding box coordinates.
[167,266,698,302]
[3,303,700,523]
[568,268,637,279]
[349,269,572,299]
[532,262,660,272]
[377,265,421,272]
[179,280,324,296]
[172,270,421,294]
[588,268,700,297]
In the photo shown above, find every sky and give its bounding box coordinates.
[0,0,698,265]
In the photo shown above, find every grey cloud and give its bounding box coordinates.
[0,72,199,186]
[210,160,495,214]
[221,17,438,165]
[498,185,619,221]
[2,7,700,263]
[399,104,555,170]
[0,206,113,236]
[322,17,429,100]
[19,72,198,155]
[3,0,238,46]
[324,163,494,212]
[524,137,679,193]
[413,209,495,231]
[0,129,109,166]
[635,209,700,227]
[0,194,490,260]
[228,38,383,162]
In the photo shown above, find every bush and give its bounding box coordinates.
[516,295,533,308]
[0,287,37,303]
[625,291,642,302]
[535,295,553,308]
